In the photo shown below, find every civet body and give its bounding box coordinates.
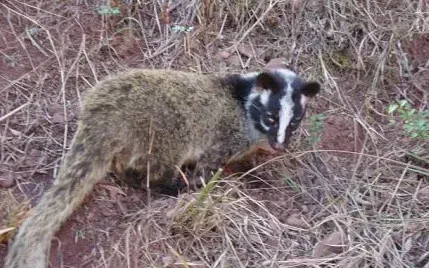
[5,68,320,268]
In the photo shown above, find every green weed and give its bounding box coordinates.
[171,25,194,33]
[283,176,300,192]
[388,100,429,140]
[306,113,325,146]
[96,5,121,16]
[2,53,19,67]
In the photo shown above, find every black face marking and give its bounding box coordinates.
[292,82,305,121]
[263,91,284,147]
[286,89,305,136]
[256,72,287,93]
[291,76,305,92]
[262,91,284,130]
[248,96,268,133]
[224,74,255,106]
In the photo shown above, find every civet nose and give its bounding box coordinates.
[272,142,285,151]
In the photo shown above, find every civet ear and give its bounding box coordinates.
[300,82,321,97]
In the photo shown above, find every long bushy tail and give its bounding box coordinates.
[5,129,112,268]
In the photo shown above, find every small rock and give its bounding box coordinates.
[23,149,44,166]
[237,43,263,58]
[285,213,310,229]
[292,0,303,10]
[227,55,242,67]
[98,183,126,200]
[0,175,15,188]
[52,112,65,123]
[313,230,348,257]
[266,57,288,69]
[49,103,66,123]
[9,128,22,136]
[216,50,231,59]
[162,255,175,266]
[417,186,429,203]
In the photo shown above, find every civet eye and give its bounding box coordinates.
[268,117,276,124]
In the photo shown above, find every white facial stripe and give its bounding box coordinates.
[241,72,259,79]
[276,69,297,82]
[260,120,270,131]
[259,90,271,106]
[245,91,259,111]
[300,95,308,108]
[277,85,295,144]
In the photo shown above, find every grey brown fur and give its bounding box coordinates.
[5,68,320,268]
[4,69,252,268]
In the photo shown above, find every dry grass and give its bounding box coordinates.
[0,0,428,267]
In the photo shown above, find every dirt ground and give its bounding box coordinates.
[1,0,428,267]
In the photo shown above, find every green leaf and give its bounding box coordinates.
[171,25,194,33]
[388,103,399,114]
[399,100,408,107]
[96,5,121,16]
[283,176,299,191]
